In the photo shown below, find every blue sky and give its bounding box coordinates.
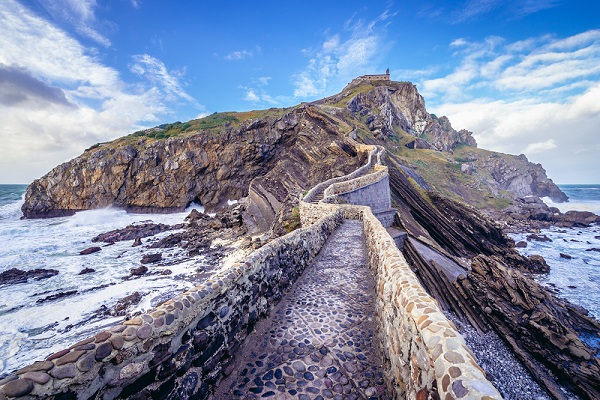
[1,0,599,184]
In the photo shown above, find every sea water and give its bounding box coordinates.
[511,184,600,320]
[0,185,215,376]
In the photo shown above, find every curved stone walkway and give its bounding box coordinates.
[213,220,389,399]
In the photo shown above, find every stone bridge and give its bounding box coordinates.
[0,141,502,399]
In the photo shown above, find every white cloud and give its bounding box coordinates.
[0,0,201,183]
[224,49,253,61]
[523,139,557,154]
[293,10,392,99]
[415,30,600,183]
[323,35,340,51]
[239,76,287,106]
[244,89,260,102]
[129,54,196,103]
[37,0,111,47]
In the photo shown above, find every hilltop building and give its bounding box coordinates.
[348,69,390,86]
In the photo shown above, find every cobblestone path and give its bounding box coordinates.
[213,220,389,399]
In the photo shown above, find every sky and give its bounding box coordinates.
[0,0,599,184]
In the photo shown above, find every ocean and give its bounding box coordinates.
[0,185,216,376]
[512,184,600,319]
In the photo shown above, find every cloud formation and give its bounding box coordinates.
[415,30,600,182]
[37,0,111,46]
[0,0,199,183]
[422,0,561,23]
[293,9,395,98]
[0,64,72,107]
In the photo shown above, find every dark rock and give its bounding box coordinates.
[78,267,95,275]
[515,241,527,248]
[99,292,142,317]
[527,255,550,273]
[149,234,182,249]
[141,253,162,264]
[586,248,600,252]
[560,253,573,259]
[526,233,552,242]
[130,266,148,276]
[132,237,142,247]
[36,290,78,303]
[557,210,598,228]
[92,223,174,243]
[0,268,59,285]
[80,246,102,255]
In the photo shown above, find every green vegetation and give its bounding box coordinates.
[283,207,301,233]
[326,83,377,108]
[104,106,294,150]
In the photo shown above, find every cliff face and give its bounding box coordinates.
[22,106,361,225]
[22,79,566,221]
[478,153,567,201]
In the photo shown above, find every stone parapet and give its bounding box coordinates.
[0,211,345,399]
[361,209,501,400]
[303,146,378,203]
[323,165,388,200]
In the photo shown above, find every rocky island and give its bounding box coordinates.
[4,77,599,399]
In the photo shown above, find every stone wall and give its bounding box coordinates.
[0,211,345,400]
[324,169,391,211]
[303,147,377,203]
[361,209,501,399]
[298,141,501,399]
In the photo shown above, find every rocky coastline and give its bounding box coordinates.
[8,79,599,398]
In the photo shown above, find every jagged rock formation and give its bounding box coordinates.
[475,152,567,202]
[22,106,361,228]
[22,79,566,222]
[388,161,599,399]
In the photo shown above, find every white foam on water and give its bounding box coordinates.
[510,224,600,320]
[0,202,218,376]
[542,197,600,215]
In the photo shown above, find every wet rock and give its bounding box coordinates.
[585,248,600,252]
[149,234,182,249]
[80,246,102,255]
[99,292,142,317]
[560,253,573,259]
[92,223,174,243]
[526,233,552,242]
[0,268,59,285]
[130,266,148,276]
[132,237,142,247]
[141,253,162,264]
[515,241,527,248]
[36,290,78,303]
[78,267,95,275]
[527,255,549,273]
[556,210,599,228]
